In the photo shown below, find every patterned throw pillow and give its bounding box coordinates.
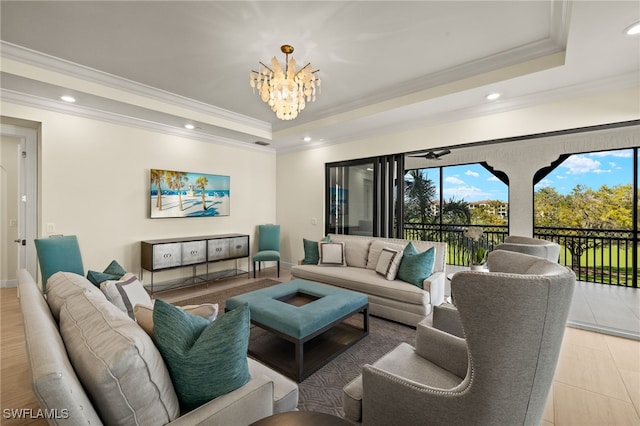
[153,300,251,412]
[397,244,435,288]
[101,273,152,319]
[375,248,403,280]
[318,241,347,266]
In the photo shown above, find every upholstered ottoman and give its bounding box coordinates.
[227,279,369,381]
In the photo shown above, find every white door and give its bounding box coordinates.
[0,124,37,285]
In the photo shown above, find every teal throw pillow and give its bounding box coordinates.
[397,245,435,289]
[302,236,331,265]
[153,300,251,412]
[87,260,127,287]
[86,271,122,287]
[103,260,127,277]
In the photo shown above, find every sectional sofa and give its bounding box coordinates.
[17,269,298,425]
[291,233,447,326]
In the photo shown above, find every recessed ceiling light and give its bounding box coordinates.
[303,136,312,142]
[624,21,640,36]
[184,124,195,130]
[60,95,76,103]
[486,93,501,101]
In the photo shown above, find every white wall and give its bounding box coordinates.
[1,102,277,285]
[277,87,640,264]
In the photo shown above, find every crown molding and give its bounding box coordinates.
[1,88,275,154]
[0,41,272,136]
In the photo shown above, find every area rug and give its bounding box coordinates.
[297,315,416,418]
[169,278,280,312]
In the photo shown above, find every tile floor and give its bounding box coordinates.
[567,281,640,341]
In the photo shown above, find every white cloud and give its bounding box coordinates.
[593,169,611,174]
[487,176,500,182]
[465,170,480,177]
[536,178,553,188]
[445,176,465,185]
[443,185,490,199]
[561,155,601,174]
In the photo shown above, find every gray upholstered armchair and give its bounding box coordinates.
[343,250,575,426]
[494,235,560,262]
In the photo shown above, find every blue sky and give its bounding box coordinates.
[418,148,633,203]
[535,149,633,195]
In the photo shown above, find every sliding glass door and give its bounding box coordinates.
[325,155,404,237]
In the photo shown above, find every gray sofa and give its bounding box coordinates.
[291,234,447,326]
[18,269,298,425]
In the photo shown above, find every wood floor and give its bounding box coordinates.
[1,269,639,425]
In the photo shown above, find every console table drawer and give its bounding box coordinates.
[182,241,207,265]
[208,239,230,261]
[152,243,182,269]
[229,236,249,258]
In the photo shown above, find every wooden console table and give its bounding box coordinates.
[141,233,249,293]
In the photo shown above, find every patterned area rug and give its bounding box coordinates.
[297,315,416,418]
[164,279,417,418]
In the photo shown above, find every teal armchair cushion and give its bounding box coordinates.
[34,235,84,291]
[153,300,251,412]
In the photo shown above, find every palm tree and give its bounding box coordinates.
[195,176,209,211]
[165,171,188,211]
[404,169,437,225]
[441,198,472,224]
[151,169,165,210]
[404,169,472,241]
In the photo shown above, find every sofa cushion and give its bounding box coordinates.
[134,301,219,337]
[100,273,153,319]
[329,235,372,268]
[366,240,406,270]
[46,271,105,321]
[59,289,180,425]
[319,241,347,266]
[247,358,299,414]
[291,265,428,306]
[153,300,251,412]
[397,246,436,289]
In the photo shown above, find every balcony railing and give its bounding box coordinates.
[403,223,637,287]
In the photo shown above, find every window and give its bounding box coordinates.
[534,148,636,286]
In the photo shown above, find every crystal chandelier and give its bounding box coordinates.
[249,45,320,120]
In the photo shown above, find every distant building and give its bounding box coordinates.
[430,200,509,217]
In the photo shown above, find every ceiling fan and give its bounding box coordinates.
[410,149,451,160]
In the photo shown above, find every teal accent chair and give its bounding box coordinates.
[34,235,84,292]
[252,224,280,278]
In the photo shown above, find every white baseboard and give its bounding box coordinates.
[1,279,18,288]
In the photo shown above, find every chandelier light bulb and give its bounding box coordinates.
[250,44,320,120]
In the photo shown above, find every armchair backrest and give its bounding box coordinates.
[450,250,575,425]
[494,235,560,262]
[257,224,280,252]
[34,235,84,292]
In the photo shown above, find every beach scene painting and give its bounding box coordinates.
[150,168,230,218]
